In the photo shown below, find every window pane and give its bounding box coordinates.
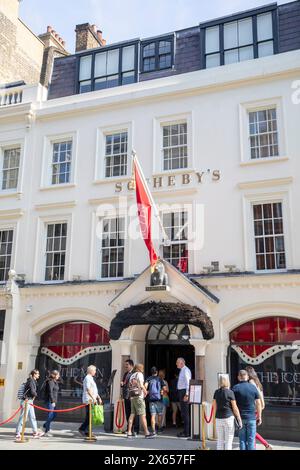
[122,45,135,72]
[224,48,238,64]
[224,21,238,49]
[258,41,274,58]
[159,41,171,54]
[79,81,92,94]
[107,49,119,75]
[257,12,273,42]
[95,52,107,77]
[205,26,220,53]
[143,43,155,58]
[238,17,253,46]
[106,74,119,88]
[122,71,135,85]
[79,55,92,81]
[95,77,107,90]
[239,45,254,61]
[206,53,220,68]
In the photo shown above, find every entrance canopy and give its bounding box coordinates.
[109,301,214,340]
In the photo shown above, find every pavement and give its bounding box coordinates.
[0,421,299,450]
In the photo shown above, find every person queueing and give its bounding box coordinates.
[145,367,166,435]
[212,374,242,450]
[127,364,154,439]
[169,373,181,427]
[15,369,45,440]
[121,359,139,435]
[176,357,192,438]
[78,365,102,437]
[246,366,272,450]
[158,369,169,430]
[43,370,60,437]
[232,370,262,451]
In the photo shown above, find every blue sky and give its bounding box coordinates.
[20,0,292,53]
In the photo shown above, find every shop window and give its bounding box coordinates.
[230,317,300,407]
[36,321,111,402]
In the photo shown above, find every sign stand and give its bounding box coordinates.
[188,380,203,441]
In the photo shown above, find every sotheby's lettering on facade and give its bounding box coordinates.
[0,0,300,442]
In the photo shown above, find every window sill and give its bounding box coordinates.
[93,176,130,185]
[39,183,76,191]
[254,269,288,275]
[0,191,22,200]
[240,156,289,167]
[154,168,194,177]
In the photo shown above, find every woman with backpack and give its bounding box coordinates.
[126,364,155,439]
[15,370,45,440]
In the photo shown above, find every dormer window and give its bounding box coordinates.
[203,7,277,69]
[78,43,138,93]
[141,36,174,73]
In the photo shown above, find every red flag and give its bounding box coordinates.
[134,157,158,267]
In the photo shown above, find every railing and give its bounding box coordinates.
[0,84,47,107]
[0,89,23,106]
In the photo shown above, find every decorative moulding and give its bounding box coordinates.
[34,201,77,211]
[238,177,293,190]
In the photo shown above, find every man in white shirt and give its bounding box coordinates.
[176,357,192,438]
[79,365,102,437]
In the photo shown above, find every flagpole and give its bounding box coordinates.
[132,151,170,244]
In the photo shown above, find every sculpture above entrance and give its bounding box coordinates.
[109,301,214,341]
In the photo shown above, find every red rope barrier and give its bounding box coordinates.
[203,405,214,424]
[0,406,22,426]
[30,403,87,413]
[115,400,125,430]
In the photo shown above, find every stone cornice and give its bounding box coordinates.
[0,208,24,219]
[238,176,293,190]
[19,280,130,298]
[34,200,77,211]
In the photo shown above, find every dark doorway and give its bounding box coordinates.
[146,344,195,383]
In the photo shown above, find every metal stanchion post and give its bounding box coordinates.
[15,400,29,443]
[200,404,210,451]
[85,401,97,442]
[212,408,217,441]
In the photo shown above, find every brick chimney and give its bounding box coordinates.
[75,23,106,52]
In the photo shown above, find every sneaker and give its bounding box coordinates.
[78,429,86,437]
[157,428,163,434]
[127,433,133,439]
[33,432,45,439]
[145,433,156,439]
[44,432,54,437]
[15,434,21,441]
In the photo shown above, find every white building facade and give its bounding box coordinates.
[0,3,300,441]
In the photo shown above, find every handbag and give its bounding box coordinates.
[234,416,242,431]
[92,404,104,425]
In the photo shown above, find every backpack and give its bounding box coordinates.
[17,382,27,400]
[128,373,142,398]
[148,377,162,402]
